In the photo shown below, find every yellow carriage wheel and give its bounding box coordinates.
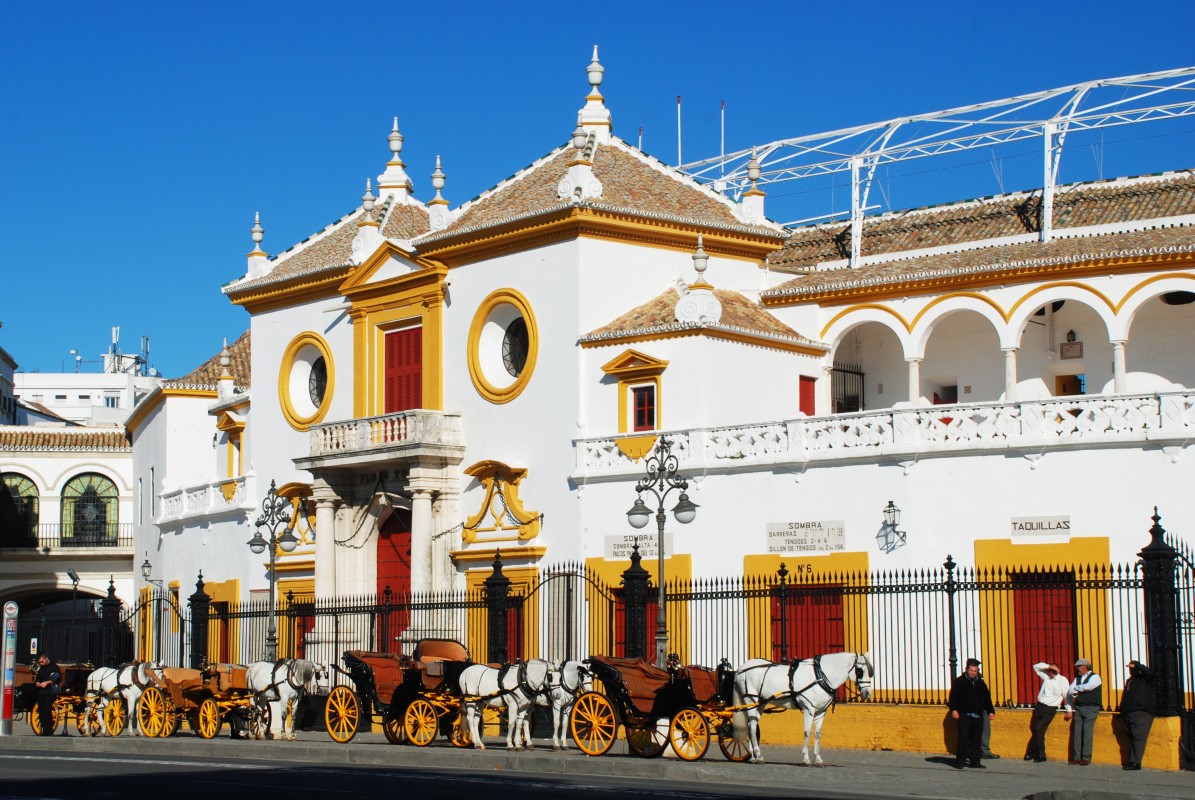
[76,703,103,737]
[137,686,168,738]
[716,721,751,762]
[626,721,667,757]
[324,686,360,744]
[569,692,617,757]
[382,713,407,745]
[249,697,272,740]
[162,712,180,738]
[195,697,222,739]
[29,703,62,736]
[449,711,471,748]
[668,707,710,761]
[103,697,128,736]
[404,698,439,747]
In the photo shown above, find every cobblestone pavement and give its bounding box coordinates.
[1,727,1191,800]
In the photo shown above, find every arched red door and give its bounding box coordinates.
[376,509,412,648]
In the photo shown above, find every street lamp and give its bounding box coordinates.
[247,480,299,661]
[140,556,165,661]
[626,436,698,667]
[67,569,80,662]
[877,500,907,554]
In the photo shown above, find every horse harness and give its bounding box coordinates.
[739,656,843,710]
[261,659,307,702]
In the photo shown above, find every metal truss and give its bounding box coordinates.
[679,67,1195,265]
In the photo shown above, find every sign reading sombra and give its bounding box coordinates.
[605,532,675,559]
[767,520,845,553]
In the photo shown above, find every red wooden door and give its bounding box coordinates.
[384,328,422,413]
[799,375,817,416]
[1012,571,1076,705]
[377,510,412,645]
[772,584,846,698]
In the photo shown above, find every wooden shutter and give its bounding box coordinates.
[384,328,423,413]
[799,375,816,416]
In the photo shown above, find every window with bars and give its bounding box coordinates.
[632,385,656,432]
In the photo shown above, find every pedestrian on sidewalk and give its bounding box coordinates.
[1119,659,1155,771]
[1025,661,1069,762]
[1065,657,1102,765]
[33,652,61,736]
[948,657,995,769]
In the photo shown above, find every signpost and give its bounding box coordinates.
[1,600,18,736]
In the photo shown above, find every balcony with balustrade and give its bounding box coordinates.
[156,474,255,528]
[294,409,466,472]
[574,390,1195,480]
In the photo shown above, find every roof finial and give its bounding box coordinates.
[219,338,230,370]
[362,178,375,214]
[577,45,612,143]
[692,235,709,281]
[430,156,448,206]
[388,117,404,164]
[378,116,412,201]
[251,212,264,247]
[738,147,767,224]
[676,233,721,323]
[587,45,604,95]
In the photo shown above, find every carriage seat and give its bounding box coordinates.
[206,662,250,692]
[412,638,469,663]
[591,655,671,712]
[680,665,719,704]
[346,651,406,698]
[159,667,204,688]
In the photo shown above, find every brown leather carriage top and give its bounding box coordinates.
[680,665,720,704]
[347,651,407,698]
[591,655,672,714]
[205,662,250,692]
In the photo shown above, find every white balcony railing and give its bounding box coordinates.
[575,390,1195,476]
[306,410,464,459]
[157,475,253,526]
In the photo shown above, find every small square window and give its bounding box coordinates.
[632,385,656,432]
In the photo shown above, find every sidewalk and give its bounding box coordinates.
[1,726,1190,800]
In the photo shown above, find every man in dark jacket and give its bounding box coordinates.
[33,652,61,736]
[948,657,996,768]
[1119,659,1155,770]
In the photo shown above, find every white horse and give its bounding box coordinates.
[731,651,873,765]
[246,659,326,740]
[519,659,592,750]
[85,661,165,736]
[459,659,551,750]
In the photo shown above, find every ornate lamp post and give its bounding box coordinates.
[246,480,299,661]
[625,437,698,667]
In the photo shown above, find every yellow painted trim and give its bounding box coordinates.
[599,349,670,379]
[600,350,669,434]
[219,478,238,502]
[203,579,240,665]
[277,331,336,432]
[227,268,353,314]
[974,536,1111,707]
[1115,271,1195,311]
[743,551,871,661]
[463,564,540,662]
[615,434,659,461]
[820,304,913,339]
[273,558,315,575]
[126,387,218,434]
[466,288,539,405]
[584,554,695,663]
[1006,281,1117,319]
[449,545,548,564]
[620,378,662,434]
[461,461,541,543]
[277,577,315,597]
[908,291,1010,329]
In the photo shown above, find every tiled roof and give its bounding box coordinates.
[581,287,823,350]
[0,426,130,451]
[765,171,1195,298]
[165,330,251,390]
[227,199,430,293]
[420,138,785,243]
[15,400,77,424]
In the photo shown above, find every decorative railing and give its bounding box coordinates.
[0,522,134,550]
[157,475,252,525]
[576,390,1195,474]
[307,410,464,458]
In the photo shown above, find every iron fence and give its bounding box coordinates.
[0,522,134,550]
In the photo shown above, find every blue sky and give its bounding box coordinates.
[2,1,1193,378]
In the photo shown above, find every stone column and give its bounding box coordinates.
[821,365,834,415]
[312,482,339,601]
[1002,348,1019,403]
[1111,340,1128,394]
[906,358,923,405]
[410,490,433,594]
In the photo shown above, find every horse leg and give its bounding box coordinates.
[812,712,825,766]
[748,711,764,764]
[552,701,565,750]
[505,699,521,750]
[801,711,813,765]
[466,703,485,750]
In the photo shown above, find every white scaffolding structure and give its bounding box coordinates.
[679,67,1195,267]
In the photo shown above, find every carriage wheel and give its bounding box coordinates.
[324,686,360,744]
[76,703,103,737]
[626,721,667,758]
[569,692,616,757]
[162,711,180,738]
[669,707,710,761]
[404,698,438,747]
[29,703,62,736]
[194,697,222,739]
[138,686,168,738]
[382,713,407,745]
[449,711,471,748]
[716,721,751,762]
[103,697,128,737]
[249,696,272,740]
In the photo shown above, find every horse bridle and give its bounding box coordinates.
[552,662,589,698]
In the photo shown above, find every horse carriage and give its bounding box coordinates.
[568,654,745,761]
[11,661,94,736]
[136,662,271,739]
[324,639,473,745]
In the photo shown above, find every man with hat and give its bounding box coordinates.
[32,651,62,736]
[1065,657,1102,765]
[1118,659,1155,770]
[948,657,995,769]
[1025,661,1070,762]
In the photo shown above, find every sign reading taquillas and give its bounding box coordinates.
[1010,516,1071,536]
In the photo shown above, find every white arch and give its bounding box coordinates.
[1117,275,1195,340]
[909,296,1005,357]
[821,307,913,358]
[48,461,132,495]
[0,463,51,495]
[1006,284,1116,346]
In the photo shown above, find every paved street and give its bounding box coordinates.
[1,726,1191,800]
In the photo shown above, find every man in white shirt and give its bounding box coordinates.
[1065,657,1103,765]
[1025,662,1069,762]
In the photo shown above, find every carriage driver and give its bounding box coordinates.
[948,658,995,769]
[33,652,62,736]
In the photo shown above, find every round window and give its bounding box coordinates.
[468,289,538,404]
[308,356,328,406]
[278,333,334,431]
